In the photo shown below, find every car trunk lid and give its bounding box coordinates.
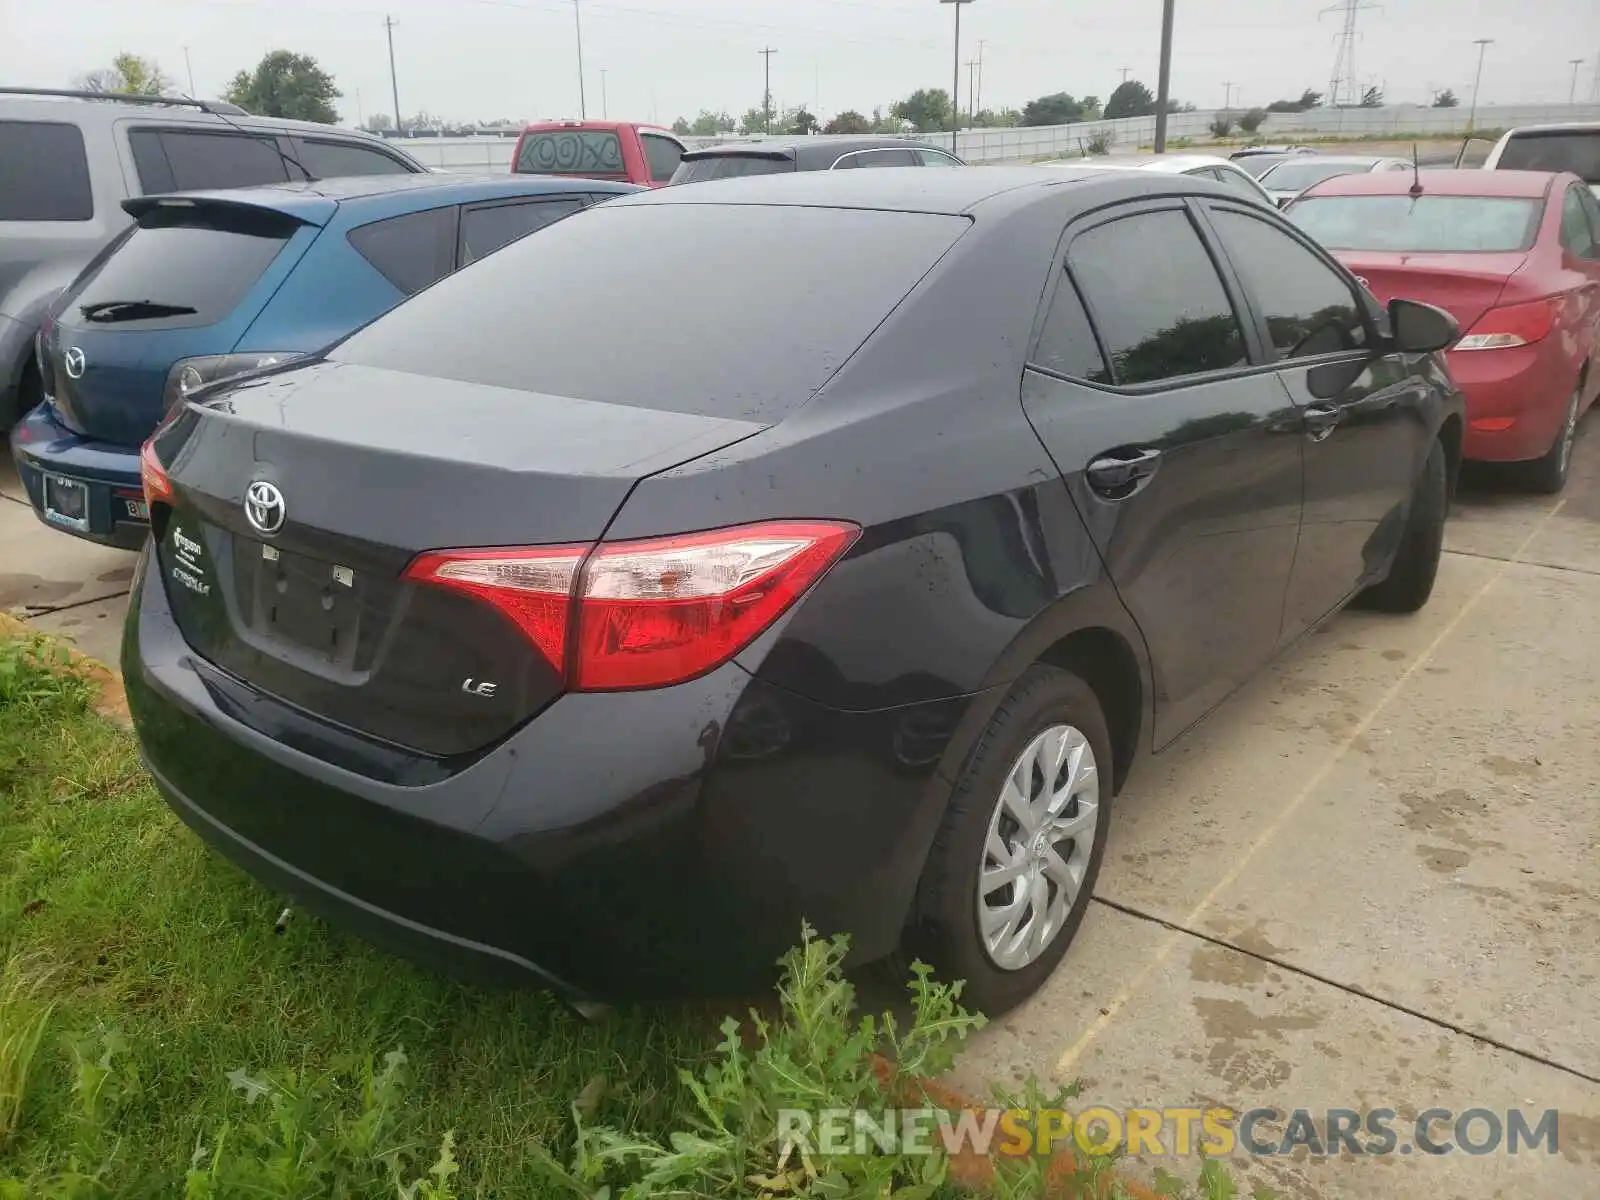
[147,360,766,756]
[1335,250,1529,334]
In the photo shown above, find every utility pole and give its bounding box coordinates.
[1153,0,1175,153]
[182,46,196,97]
[1119,66,1132,83]
[600,69,608,119]
[1570,59,1585,105]
[758,47,777,133]
[967,59,978,124]
[1221,80,1238,111]
[383,16,402,135]
[1320,0,1381,108]
[572,0,587,118]
[975,40,986,115]
[940,0,973,155]
[1467,38,1493,131]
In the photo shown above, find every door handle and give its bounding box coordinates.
[1085,448,1162,496]
[1302,403,1343,442]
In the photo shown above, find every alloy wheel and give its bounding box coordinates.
[977,724,1100,971]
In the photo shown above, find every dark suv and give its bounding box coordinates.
[0,88,426,427]
[670,136,963,184]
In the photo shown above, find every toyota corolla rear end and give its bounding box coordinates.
[1288,174,1570,461]
[124,192,975,1001]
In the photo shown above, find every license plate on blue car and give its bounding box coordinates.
[42,474,90,532]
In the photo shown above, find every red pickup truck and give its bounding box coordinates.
[510,120,686,188]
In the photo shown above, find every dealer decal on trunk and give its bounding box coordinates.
[169,525,212,597]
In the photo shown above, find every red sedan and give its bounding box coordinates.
[1288,169,1600,491]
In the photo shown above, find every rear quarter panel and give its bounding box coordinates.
[236,222,402,354]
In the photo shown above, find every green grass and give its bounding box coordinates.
[0,634,708,1195]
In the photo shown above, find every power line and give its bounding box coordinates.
[758,46,777,133]
[383,14,401,132]
[1320,0,1381,108]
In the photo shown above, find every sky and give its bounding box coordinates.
[3,0,1598,128]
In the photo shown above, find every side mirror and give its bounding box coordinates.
[1388,298,1459,354]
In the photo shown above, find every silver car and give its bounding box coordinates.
[1043,152,1275,206]
[1256,155,1412,208]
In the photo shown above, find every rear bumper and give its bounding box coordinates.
[1445,340,1575,463]
[10,402,147,548]
[125,548,982,1000]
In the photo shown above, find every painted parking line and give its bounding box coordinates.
[1055,495,1570,1078]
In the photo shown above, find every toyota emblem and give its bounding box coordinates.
[244,480,286,536]
[63,347,86,379]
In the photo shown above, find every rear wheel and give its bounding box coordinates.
[1358,437,1447,614]
[1520,385,1581,495]
[907,665,1112,1016]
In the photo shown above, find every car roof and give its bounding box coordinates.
[519,118,676,134]
[0,90,405,142]
[1499,122,1600,136]
[1047,153,1238,173]
[125,173,633,225]
[613,164,1216,215]
[1269,155,1393,168]
[1297,167,1558,199]
[681,135,929,162]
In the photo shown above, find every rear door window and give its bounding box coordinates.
[1068,209,1247,384]
[836,148,919,169]
[331,204,969,421]
[129,129,291,193]
[670,155,792,183]
[459,197,586,264]
[916,148,963,167]
[0,120,93,220]
[1031,274,1111,383]
[640,133,684,183]
[65,205,297,328]
[293,138,415,180]
[515,130,625,176]
[1560,185,1597,258]
[347,206,458,295]
[1496,131,1600,184]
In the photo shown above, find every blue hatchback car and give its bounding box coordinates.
[12,173,639,547]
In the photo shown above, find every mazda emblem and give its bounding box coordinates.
[63,347,86,379]
[244,480,286,536]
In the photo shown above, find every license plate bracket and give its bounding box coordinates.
[243,540,363,667]
[42,474,91,532]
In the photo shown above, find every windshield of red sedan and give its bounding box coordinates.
[1288,195,1543,253]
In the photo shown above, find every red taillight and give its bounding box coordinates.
[1456,298,1556,351]
[404,520,860,691]
[139,440,174,507]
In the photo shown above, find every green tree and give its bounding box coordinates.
[1020,92,1090,127]
[869,106,901,133]
[784,107,819,135]
[1104,79,1156,119]
[224,50,341,124]
[689,110,735,135]
[1360,85,1384,108]
[972,107,1022,128]
[1266,88,1322,113]
[1432,88,1459,108]
[890,88,952,133]
[1208,115,1235,138]
[822,109,871,134]
[78,53,171,95]
[671,116,691,135]
[1238,107,1268,133]
[737,106,768,134]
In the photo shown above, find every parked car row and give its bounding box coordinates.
[3,91,1596,1015]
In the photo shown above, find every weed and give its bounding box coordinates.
[1207,117,1234,138]
[0,634,90,713]
[0,953,55,1148]
[1084,130,1113,156]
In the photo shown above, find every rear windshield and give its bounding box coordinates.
[1495,131,1600,184]
[515,130,624,175]
[1261,160,1376,192]
[1233,154,1288,178]
[671,155,795,184]
[330,203,968,421]
[1289,195,1543,253]
[64,205,297,328]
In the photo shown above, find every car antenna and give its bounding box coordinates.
[1409,142,1424,198]
[183,92,314,183]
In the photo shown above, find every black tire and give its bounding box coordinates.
[1359,437,1447,614]
[5,355,42,431]
[1520,386,1581,495]
[906,665,1113,1017]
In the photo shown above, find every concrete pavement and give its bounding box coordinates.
[953,424,1600,1196]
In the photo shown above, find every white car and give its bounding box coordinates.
[1483,123,1600,195]
[1042,152,1275,205]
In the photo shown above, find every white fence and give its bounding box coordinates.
[392,102,1600,173]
